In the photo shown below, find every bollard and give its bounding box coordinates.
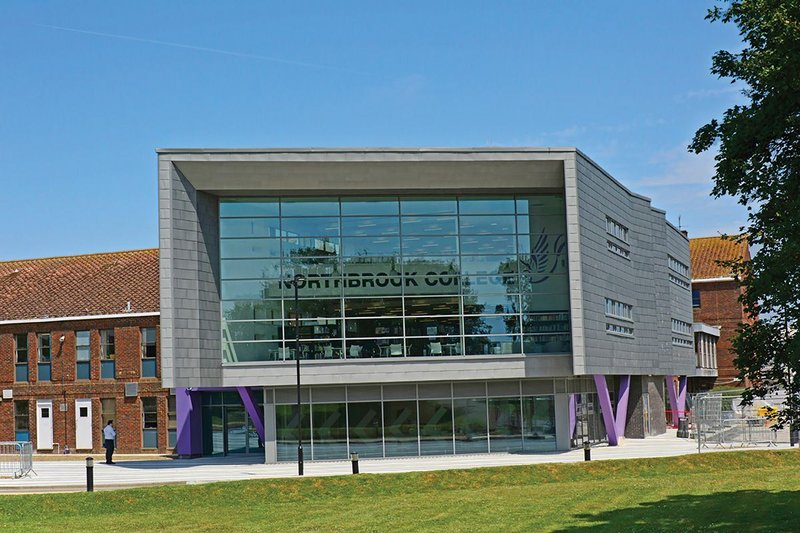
[350,452,359,474]
[583,442,591,461]
[86,457,94,492]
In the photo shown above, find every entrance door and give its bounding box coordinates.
[36,400,54,450]
[225,407,247,454]
[75,399,93,449]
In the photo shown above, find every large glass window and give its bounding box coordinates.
[220,195,569,362]
[272,384,556,460]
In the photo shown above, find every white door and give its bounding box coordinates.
[36,400,54,450]
[75,399,93,450]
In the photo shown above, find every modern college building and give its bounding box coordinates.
[159,148,699,461]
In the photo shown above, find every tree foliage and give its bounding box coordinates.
[690,0,800,431]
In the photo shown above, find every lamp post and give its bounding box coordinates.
[290,273,306,476]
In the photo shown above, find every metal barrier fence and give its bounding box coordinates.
[692,392,792,452]
[0,441,34,478]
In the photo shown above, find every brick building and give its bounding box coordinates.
[689,236,752,386]
[0,249,175,453]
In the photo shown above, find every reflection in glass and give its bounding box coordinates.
[284,340,344,360]
[404,296,460,316]
[221,280,276,301]
[459,215,516,235]
[221,238,281,259]
[220,218,281,238]
[459,197,515,215]
[224,341,283,362]
[401,216,458,235]
[419,400,453,455]
[283,237,340,258]
[460,256,518,276]
[276,404,311,461]
[285,298,341,319]
[383,401,418,456]
[463,293,519,315]
[225,321,283,342]
[221,259,282,280]
[464,335,520,356]
[220,199,279,218]
[517,233,568,256]
[281,198,340,217]
[348,402,383,457]
[345,339,404,358]
[223,300,283,321]
[400,198,457,216]
[463,315,518,335]
[523,396,556,451]
[488,397,523,452]
[341,216,400,236]
[517,214,567,235]
[522,334,571,354]
[345,297,403,317]
[402,276,460,297]
[460,235,516,255]
[345,318,403,338]
[343,236,401,256]
[402,235,458,255]
[454,398,488,454]
[311,403,347,460]
[281,217,340,236]
[402,256,460,275]
[521,293,570,313]
[341,197,399,216]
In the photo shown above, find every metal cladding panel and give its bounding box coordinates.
[574,153,694,376]
[159,161,223,388]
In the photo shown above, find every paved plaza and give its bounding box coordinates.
[1,432,792,494]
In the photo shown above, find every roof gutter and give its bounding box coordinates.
[691,277,735,283]
[0,311,160,326]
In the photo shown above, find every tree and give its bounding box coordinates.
[690,0,800,434]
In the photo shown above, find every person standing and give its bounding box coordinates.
[103,420,116,464]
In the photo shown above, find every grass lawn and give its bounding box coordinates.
[2,450,799,532]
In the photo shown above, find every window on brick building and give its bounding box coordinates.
[100,329,115,379]
[142,397,158,449]
[15,333,28,382]
[76,330,91,380]
[692,290,701,308]
[14,400,29,441]
[167,395,177,449]
[141,327,158,378]
[101,398,116,429]
[37,333,51,381]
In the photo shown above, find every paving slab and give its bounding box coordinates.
[0,432,791,494]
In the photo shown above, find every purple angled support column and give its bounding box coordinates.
[568,394,577,440]
[593,375,619,446]
[237,387,265,443]
[665,375,679,427]
[615,375,631,439]
[175,388,203,457]
[677,376,688,418]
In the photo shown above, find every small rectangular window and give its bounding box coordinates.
[101,398,116,428]
[15,334,28,363]
[141,327,158,378]
[100,330,115,359]
[167,395,177,449]
[692,290,701,308]
[76,331,90,361]
[37,333,51,362]
[142,397,159,449]
[604,298,633,321]
[606,217,629,243]
[14,400,29,441]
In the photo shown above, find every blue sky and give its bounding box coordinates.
[0,1,746,260]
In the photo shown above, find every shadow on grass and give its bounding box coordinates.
[554,490,800,532]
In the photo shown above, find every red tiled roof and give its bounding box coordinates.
[0,249,159,322]
[689,236,750,280]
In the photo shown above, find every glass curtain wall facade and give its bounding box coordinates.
[274,386,556,461]
[220,195,570,362]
